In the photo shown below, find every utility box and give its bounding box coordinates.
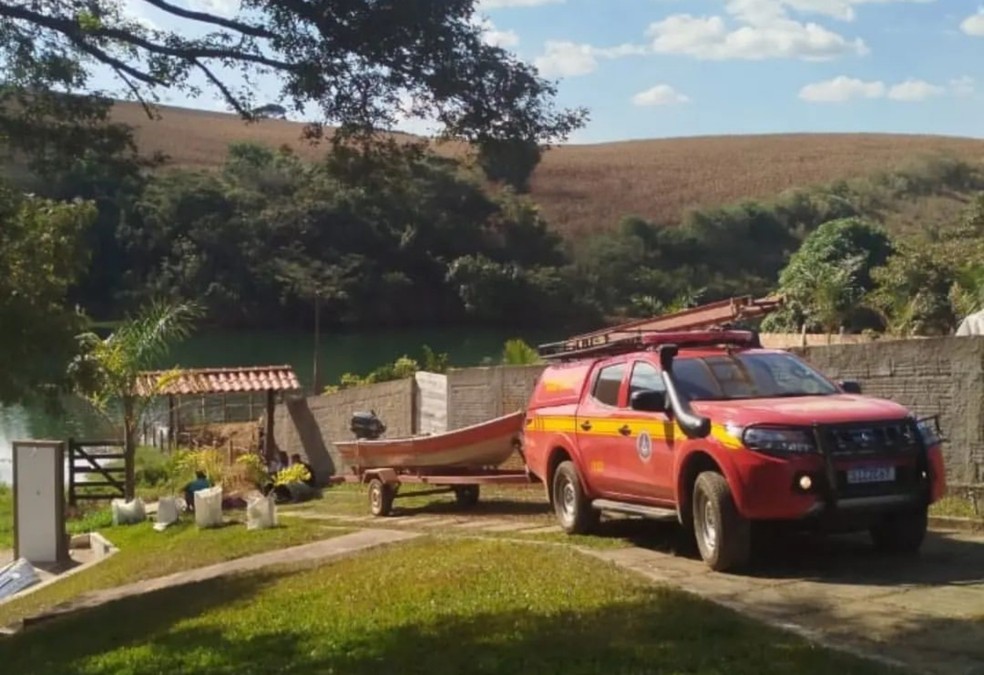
[12,441,68,565]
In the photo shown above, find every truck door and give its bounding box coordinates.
[608,360,676,501]
[575,359,631,497]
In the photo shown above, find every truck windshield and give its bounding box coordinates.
[672,352,840,401]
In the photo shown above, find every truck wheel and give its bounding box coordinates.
[453,485,480,509]
[368,478,395,517]
[552,461,599,534]
[870,507,928,554]
[692,471,751,572]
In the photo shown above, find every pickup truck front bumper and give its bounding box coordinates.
[729,431,944,525]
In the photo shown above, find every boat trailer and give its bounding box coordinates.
[328,466,535,517]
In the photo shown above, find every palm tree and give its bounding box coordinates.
[501,339,542,365]
[70,300,201,498]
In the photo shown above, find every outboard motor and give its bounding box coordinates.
[350,410,386,440]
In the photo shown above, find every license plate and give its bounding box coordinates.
[846,466,896,484]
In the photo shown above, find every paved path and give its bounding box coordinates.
[14,528,419,630]
[0,550,11,566]
[586,527,984,675]
[280,509,559,535]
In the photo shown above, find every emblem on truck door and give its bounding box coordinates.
[637,431,653,462]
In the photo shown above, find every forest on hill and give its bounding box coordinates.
[8,132,983,336]
[110,100,984,239]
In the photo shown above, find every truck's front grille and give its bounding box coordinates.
[817,420,919,457]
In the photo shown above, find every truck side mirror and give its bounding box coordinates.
[839,380,862,394]
[630,389,667,413]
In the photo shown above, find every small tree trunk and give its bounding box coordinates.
[123,398,137,500]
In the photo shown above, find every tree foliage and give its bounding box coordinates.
[501,339,542,365]
[0,181,95,404]
[0,0,586,172]
[868,245,958,337]
[866,195,984,336]
[111,142,592,329]
[762,217,893,333]
[69,299,201,497]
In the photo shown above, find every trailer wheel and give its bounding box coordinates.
[870,506,927,554]
[692,471,750,572]
[453,485,480,509]
[368,478,395,517]
[552,461,598,535]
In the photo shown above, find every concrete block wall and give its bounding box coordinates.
[414,372,448,434]
[759,333,878,349]
[793,337,984,484]
[272,378,413,479]
[446,365,545,430]
[273,337,983,485]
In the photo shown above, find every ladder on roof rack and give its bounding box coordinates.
[537,295,783,361]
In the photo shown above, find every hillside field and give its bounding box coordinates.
[111,101,984,238]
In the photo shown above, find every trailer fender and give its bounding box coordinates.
[362,468,399,485]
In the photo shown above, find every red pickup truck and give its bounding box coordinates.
[522,330,946,571]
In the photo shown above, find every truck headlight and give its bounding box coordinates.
[742,427,816,455]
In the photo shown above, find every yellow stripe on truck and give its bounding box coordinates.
[528,414,745,450]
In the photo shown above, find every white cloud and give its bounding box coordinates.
[960,8,984,36]
[800,75,960,102]
[632,84,690,106]
[644,1,933,61]
[190,0,240,18]
[646,9,868,61]
[799,75,885,101]
[887,78,944,101]
[534,41,598,77]
[473,18,520,48]
[478,0,564,7]
[120,0,159,29]
[727,1,935,23]
[533,41,646,77]
[950,76,976,97]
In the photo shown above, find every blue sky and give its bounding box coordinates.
[110,0,984,144]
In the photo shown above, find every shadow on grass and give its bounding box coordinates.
[0,569,904,675]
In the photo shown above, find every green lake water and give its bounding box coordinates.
[0,326,557,484]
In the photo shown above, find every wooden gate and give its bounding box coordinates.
[67,439,127,505]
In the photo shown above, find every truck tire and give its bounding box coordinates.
[692,471,751,572]
[870,507,927,554]
[368,478,395,517]
[552,461,599,534]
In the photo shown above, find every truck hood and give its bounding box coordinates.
[691,394,911,427]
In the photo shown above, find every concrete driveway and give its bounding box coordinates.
[589,524,984,675]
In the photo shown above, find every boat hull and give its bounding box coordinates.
[335,410,525,470]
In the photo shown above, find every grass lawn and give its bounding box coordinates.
[0,485,11,550]
[0,514,351,627]
[0,537,897,675]
[930,495,982,521]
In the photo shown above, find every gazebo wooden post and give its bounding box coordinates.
[168,395,176,452]
[264,388,275,463]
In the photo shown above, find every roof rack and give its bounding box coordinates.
[538,329,761,362]
[537,295,782,362]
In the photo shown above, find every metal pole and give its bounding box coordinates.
[312,288,322,394]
